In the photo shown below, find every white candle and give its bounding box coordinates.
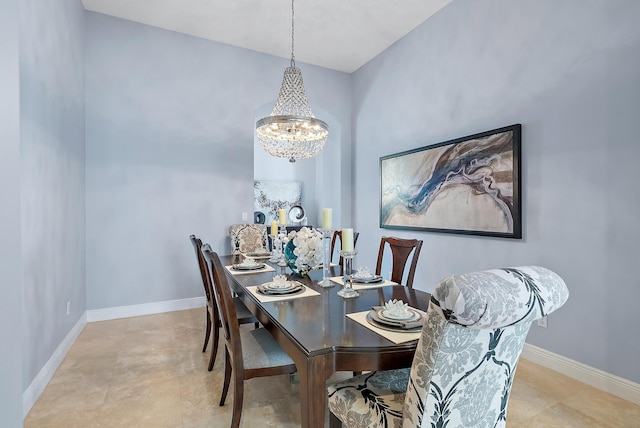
[271,220,278,236]
[341,228,354,252]
[278,209,287,225]
[322,208,333,229]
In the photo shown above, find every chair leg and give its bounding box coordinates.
[230,365,244,428]
[202,309,211,352]
[207,319,220,371]
[219,347,232,406]
[329,412,342,428]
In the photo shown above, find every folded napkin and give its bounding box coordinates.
[370,306,424,330]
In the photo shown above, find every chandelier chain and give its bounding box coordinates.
[290,0,295,68]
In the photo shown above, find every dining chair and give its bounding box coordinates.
[328,266,570,428]
[189,235,257,371]
[330,230,360,266]
[229,224,268,255]
[375,236,423,288]
[202,248,297,428]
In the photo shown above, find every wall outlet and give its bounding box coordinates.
[537,316,548,328]
[66,301,71,316]
[241,212,248,221]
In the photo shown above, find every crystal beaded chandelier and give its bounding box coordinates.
[256,0,329,163]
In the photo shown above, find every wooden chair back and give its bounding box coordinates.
[375,236,423,288]
[202,248,243,373]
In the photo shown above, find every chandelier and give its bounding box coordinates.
[256,0,329,163]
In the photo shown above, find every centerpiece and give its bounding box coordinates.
[284,227,323,277]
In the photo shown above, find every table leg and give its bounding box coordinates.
[299,355,328,428]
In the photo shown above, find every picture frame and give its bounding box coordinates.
[380,124,522,239]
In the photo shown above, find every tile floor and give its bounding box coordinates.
[24,308,640,427]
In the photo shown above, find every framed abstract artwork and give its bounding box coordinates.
[380,124,522,239]
[254,180,302,224]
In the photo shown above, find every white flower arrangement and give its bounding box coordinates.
[286,227,323,276]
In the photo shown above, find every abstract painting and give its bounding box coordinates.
[380,124,522,238]
[254,180,302,224]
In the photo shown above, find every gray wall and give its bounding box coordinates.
[20,0,86,391]
[352,0,640,382]
[0,0,24,424]
[84,13,351,309]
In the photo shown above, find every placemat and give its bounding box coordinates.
[247,283,320,303]
[225,264,275,275]
[329,276,397,290]
[347,309,424,344]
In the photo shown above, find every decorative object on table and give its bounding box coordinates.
[253,211,265,224]
[366,301,424,332]
[376,236,423,288]
[352,266,383,284]
[269,221,280,263]
[257,275,305,296]
[288,205,306,225]
[254,180,302,224]
[255,0,329,163]
[229,224,268,255]
[277,224,289,267]
[283,227,322,277]
[380,124,522,239]
[328,266,569,428]
[337,249,359,298]
[330,230,360,266]
[319,208,333,288]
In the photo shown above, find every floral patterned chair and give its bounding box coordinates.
[229,224,268,255]
[327,266,569,428]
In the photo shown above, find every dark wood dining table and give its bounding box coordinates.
[221,255,431,428]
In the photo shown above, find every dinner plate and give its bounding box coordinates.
[379,307,421,322]
[257,284,305,296]
[352,275,384,284]
[366,313,422,333]
[262,282,298,291]
[232,263,266,271]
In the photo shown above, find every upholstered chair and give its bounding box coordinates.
[229,224,268,255]
[328,266,569,428]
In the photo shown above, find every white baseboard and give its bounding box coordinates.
[86,296,206,322]
[522,343,640,406]
[23,313,87,417]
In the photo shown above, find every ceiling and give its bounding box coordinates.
[81,0,451,73]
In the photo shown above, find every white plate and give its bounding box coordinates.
[263,282,297,291]
[379,308,421,322]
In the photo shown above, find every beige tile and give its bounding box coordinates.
[519,402,616,427]
[23,308,640,428]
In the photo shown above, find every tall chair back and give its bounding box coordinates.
[328,266,569,428]
[189,235,218,362]
[375,236,423,288]
[202,248,296,428]
[229,224,268,254]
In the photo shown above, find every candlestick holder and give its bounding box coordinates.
[269,233,280,263]
[277,225,288,267]
[337,250,359,298]
[318,228,333,287]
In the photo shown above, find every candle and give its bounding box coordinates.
[271,220,278,236]
[341,228,354,252]
[278,209,287,225]
[322,208,333,229]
